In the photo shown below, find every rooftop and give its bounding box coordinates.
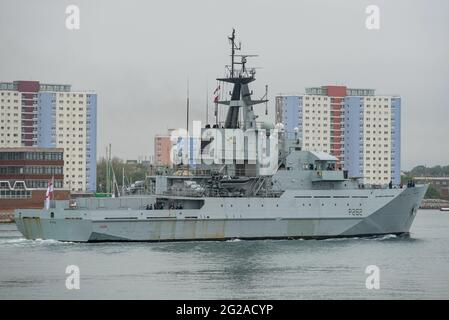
[0,147,64,153]
[0,81,71,92]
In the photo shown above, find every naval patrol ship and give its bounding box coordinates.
[14,30,427,242]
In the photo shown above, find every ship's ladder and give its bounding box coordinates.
[250,176,266,196]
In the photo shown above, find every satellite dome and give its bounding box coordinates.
[275,123,285,131]
[261,122,275,131]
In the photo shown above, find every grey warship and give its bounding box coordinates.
[14,30,428,242]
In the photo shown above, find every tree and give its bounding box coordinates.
[405,164,449,200]
[96,157,149,193]
[409,165,449,177]
[425,185,441,199]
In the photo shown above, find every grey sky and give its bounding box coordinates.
[1,0,448,170]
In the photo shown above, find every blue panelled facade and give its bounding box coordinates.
[343,96,364,179]
[36,92,97,192]
[86,94,97,192]
[391,98,401,185]
[37,92,56,148]
[275,96,302,139]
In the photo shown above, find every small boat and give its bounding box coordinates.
[440,207,449,212]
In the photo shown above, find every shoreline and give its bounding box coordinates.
[0,212,14,224]
[420,198,449,210]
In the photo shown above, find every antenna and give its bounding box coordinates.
[228,28,241,78]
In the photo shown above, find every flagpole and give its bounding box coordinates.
[45,180,49,210]
[214,83,220,126]
[52,175,55,208]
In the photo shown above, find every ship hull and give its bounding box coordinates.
[14,185,427,242]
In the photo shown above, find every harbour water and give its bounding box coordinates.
[0,210,448,300]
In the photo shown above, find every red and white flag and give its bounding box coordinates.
[213,85,220,103]
[44,177,54,210]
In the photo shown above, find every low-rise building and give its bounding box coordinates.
[0,147,70,215]
[414,177,449,198]
[0,80,97,192]
[154,135,172,166]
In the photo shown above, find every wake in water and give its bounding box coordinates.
[226,238,242,242]
[321,234,403,242]
[368,234,398,241]
[0,237,74,246]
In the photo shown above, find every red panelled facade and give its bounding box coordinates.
[16,81,40,147]
[325,86,347,168]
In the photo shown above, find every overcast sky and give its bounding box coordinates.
[1,0,448,170]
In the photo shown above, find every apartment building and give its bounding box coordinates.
[276,85,400,185]
[0,81,97,192]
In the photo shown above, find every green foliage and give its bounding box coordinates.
[409,165,449,177]
[425,185,441,199]
[401,174,412,185]
[406,164,449,200]
[96,157,149,192]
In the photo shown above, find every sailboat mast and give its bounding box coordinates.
[108,143,112,194]
[105,146,109,194]
[206,82,208,124]
[186,79,190,174]
[122,166,125,195]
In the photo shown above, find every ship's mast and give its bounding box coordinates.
[216,29,268,130]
